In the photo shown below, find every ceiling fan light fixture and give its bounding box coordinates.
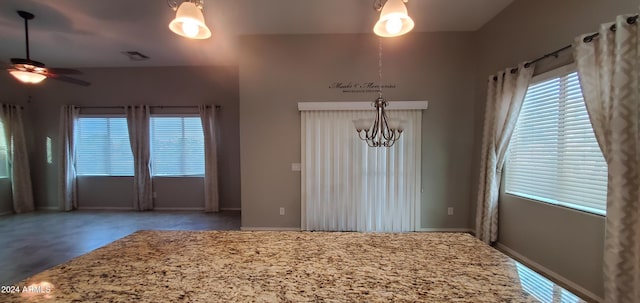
[9,69,46,84]
[373,0,415,37]
[168,1,212,39]
[6,10,89,86]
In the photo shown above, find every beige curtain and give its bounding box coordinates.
[58,105,79,211]
[198,105,219,212]
[574,14,640,303]
[1,104,34,213]
[475,63,534,244]
[125,105,153,211]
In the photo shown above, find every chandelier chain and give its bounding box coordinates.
[378,38,383,99]
[353,28,404,147]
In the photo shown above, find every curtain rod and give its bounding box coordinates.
[78,105,221,109]
[493,14,638,81]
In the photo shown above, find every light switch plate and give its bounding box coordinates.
[291,163,301,171]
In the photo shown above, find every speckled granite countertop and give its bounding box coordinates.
[2,231,577,302]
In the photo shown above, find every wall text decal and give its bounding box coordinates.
[329,82,396,93]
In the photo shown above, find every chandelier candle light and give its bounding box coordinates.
[353,39,406,147]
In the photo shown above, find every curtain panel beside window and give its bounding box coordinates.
[58,105,80,211]
[125,105,153,211]
[198,105,219,212]
[1,104,35,213]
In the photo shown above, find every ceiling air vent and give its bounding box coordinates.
[122,51,150,61]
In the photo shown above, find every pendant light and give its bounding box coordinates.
[168,0,212,39]
[373,0,415,37]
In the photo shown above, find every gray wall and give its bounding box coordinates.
[239,33,476,229]
[0,179,11,214]
[18,66,240,210]
[77,177,204,209]
[472,0,639,298]
[77,177,133,209]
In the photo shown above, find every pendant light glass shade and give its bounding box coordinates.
[9,70,46,84]
[168,2,212,39]
[373,0,415,37]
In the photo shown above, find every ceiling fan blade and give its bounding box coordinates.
[47,73,91,87]
[47,67,82,75]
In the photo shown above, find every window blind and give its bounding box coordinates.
[76,117,134,176]
[505,70,608,215]
[150,116,204,176]
[0,121,8,177]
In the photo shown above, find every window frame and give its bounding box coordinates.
[75,114,135,177]
[150,114,205,178]
[503,63,607,216]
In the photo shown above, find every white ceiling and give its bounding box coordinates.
[0,0,513,68]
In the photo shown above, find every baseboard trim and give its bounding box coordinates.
[494,243,602,303]
[153,207,204,211]
[416,228,474,233]
[220,208,241,211]
[240,227,301,231]
[0,210,13,216]
[76,207,219,211]
[77,207,134,211]
[36,206,60,211]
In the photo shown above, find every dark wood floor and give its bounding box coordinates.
[0,210,241,285]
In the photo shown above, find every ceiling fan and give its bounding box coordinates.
[5,10,90,86]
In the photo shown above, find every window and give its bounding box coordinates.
[505,66,608,215]
[0,121,8,178]
[75,115,205,177]
[150,116,204,176]
[76,117,134,176]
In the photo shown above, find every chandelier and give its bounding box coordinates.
[353,39,405,147]
[168,0,212,39]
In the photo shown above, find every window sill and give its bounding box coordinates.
[152,175,205,178]
[503,192,606,218]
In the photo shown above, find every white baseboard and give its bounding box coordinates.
[36,206,60,211]
[77,207,222,211]
[416,228,474,233]
[153,207,204,211]
[77,206,134,211]
[494,243,602,303]
[240,227,301,231]
[221,208,241,211]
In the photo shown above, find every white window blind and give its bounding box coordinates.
[0,121,8,178]
[505,68,608,215]
[301,109,422,232]
[76,117,134,176]
[150,116,204,176]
